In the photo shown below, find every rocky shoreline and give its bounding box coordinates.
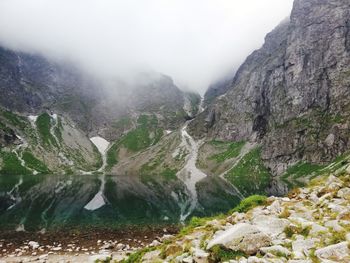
[0,226,178,262]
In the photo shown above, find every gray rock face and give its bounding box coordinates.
[190,0,350,179]
[0,125,17,147]
[207,223,272,255]
[203,77,232,107]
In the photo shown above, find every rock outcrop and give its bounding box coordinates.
[190,0,350,179]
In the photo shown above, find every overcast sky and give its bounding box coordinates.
[0,0,294,94]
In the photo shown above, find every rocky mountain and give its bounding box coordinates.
[0,46,200,139]
[0,46,238,231]
[189,0,350,195]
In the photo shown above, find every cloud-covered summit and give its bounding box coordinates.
[0,0,294,93]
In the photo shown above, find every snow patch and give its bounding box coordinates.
[15,224,25,232]
[51,113,58,121]
[28,115,38,122]
[84,136,110,211]
[84,188,106,211]
[90,136,110,155]
[165,130,173,135]
[176,123,207,221]
[79,170,93,175]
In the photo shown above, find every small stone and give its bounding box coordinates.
[315,242,350,261]
[207,223,271,255]
[142,249,161,263]
[149,240,161,247]
[325,220,344,232]
[39,254,48,260]
[292,238,315,258]
[183,256,194,263]
[309,223,327,235]
[116,243,125,250]
[260,245,291,257]
[337,187,350,200]
[267,200,282,215]
[193,248,209,263]
[324,134,335,147]
[164,244,182,257]
[28,241,40,249]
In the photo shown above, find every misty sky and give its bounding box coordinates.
[0,0,294,94]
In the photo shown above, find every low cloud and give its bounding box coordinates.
[0,0,294,94]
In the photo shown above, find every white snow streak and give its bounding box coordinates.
[176,123,207,221]
[84,136,110,211]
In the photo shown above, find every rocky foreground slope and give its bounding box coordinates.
[117,155,350,263]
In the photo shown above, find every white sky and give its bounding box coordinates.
[0,0,294,94]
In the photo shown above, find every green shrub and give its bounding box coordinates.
[284,225,311,238]
[210,245,247,261]
[94,257,111,263]
[122,247,154,263]
[179,216,209,236]
[231,195,267,213]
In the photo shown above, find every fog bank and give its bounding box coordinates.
[0,0,294,93]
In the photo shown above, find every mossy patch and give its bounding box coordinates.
[0,151,31,175]
[209,141,245,163]
[282,162,325,188]
[230,195,267,213]
[225,147,272,196]
[122,247,156,263]
[210,245,247,262]
[122,115,163,152]
[36,113,57,147]
[22,151,49,173]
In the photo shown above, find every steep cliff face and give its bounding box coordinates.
[190,0,350,179]
[203,77,232,107]
[0,47,99,111]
